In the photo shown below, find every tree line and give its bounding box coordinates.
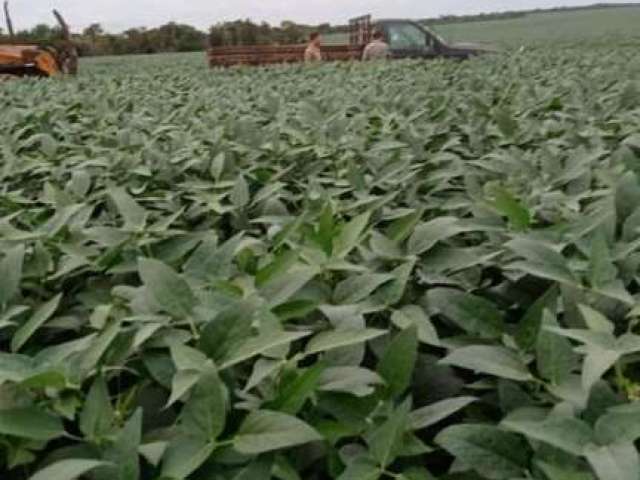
[0,19,335,55]
[0,3,638,56]
[0,22,208,56]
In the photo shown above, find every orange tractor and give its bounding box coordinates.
[0,1,77,77]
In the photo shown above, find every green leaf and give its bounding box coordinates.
[139,442,167,467]
[110,187,147,231]
[231,175,250,209]
[171,343,209,371]
[536,311,576,385]
[515,286,558,351]
[377,325,418,398]
[582,345,620,393]
[545,327,615,350]
[138,258,196,318]
[40,204,85,237]
[435,424,528,479]
[200,303,254,363]
[184,234,238,280]
[595,403,640,445]
[338,457,381,480]
[161,435,215,480]
[305,328,387,356]
[386,208,423,243]
[398,467,437,480]
[261,266,318,308]
[20,370,66,390]
[0,305,30,332]
[491,188,530,231]
[507,238,576,284]
[372,261,415,306]
[501,415,593,456]
[30,459,109,480]
[494,107,518,137]
[511,260,579,285]
[221,330,312,370]
[0,407,65,441]
[233,410,322,454]
[441,346,532,381]
[268,362,325,414]
[0,352,30,380]
[166,370,200,408]
[76,319,121,378]
[0,245,25,307]
[427,288,504,339]
[370,231,403,259]
[318,367,384,397]
[243,358,283,392]
[79,376,115,441]
[589,232,617,289]
[180,365,226,442]
[409,397,477,431]
[585,442,639,480]
[333,211,371,259]
[231,456,274,480]
[536,461,595,480]
[273,455,301,480]
[578,305,614,334]
[68,169,91,198]
[38,133,58,157]
[367,400,411,468]
[391,305,440,346]
[334,273,395,304]
[395,431,433,457]
[104,409,142,480]
[11,293,62,352]
[255,250,298,287]
[407,217,465,255]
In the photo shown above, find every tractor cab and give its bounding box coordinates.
[0,2,77,78]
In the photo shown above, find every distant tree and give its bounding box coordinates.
[83,23,103,43]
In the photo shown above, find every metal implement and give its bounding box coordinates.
[0,2,77,77]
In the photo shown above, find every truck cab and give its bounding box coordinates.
[375,19,491,60]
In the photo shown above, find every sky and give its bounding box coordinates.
[6,0,639,32]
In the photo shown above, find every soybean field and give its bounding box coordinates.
[433,5,640,46]
[1,35,640,480]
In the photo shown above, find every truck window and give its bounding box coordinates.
[386,23,432,50]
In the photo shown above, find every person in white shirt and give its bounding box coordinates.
[304,32,323,63]
[362,31,390,61]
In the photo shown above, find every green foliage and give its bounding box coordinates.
[0,39,639,480]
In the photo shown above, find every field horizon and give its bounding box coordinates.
[434,4,640,46]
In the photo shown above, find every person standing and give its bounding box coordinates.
[304,32,323,63]
[362,31,390,61]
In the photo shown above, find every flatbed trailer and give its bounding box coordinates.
[208,44,364,67]
[207,15,493,68]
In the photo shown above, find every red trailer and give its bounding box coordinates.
[207,15,373,67]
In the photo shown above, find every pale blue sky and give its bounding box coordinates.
[7,0,639,32]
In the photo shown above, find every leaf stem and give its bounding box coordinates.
[186,314,200,340]
[615,360,627,396]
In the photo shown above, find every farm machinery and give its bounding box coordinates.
[207,14,493,67]
[0,1,77,78]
